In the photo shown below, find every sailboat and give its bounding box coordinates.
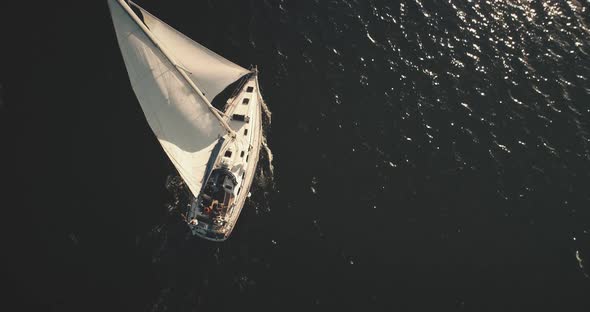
[107,0,264,241]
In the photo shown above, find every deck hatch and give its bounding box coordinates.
[232,114,250,122]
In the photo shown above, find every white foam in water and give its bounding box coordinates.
[260,97,272,124]
[262,135,274,177]
[575,250,588,278]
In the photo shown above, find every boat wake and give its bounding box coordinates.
[259,95,275,182]
[576,250,589,279]
[241,98,275,217]
[260,97,272,124]
[261,134,274,177]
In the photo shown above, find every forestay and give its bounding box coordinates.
[130,1,250,103]
[107,0,226,196]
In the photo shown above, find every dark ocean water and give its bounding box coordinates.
[2,0,590,311]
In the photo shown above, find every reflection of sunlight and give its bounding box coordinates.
[564,0,584,14]
[542,1,561,17]
[447,0,581,30]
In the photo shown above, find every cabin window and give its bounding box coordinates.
[246,86,254,93]
[246,155,249,162]
[244,129,248,135]
[224,150,232,157]
[240,151,245,158]
[242,98,250,104]
[232,114,248,122]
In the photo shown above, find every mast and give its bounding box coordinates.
[115,0,236,136]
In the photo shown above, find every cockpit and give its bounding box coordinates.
[199,168,237,222]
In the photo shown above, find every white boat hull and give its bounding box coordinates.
[187,71,264,241]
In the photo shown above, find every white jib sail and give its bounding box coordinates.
[107,0,226,196]
[130,1,250,102]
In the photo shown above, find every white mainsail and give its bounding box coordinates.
[131,1,250,102]
[107,0,234,196]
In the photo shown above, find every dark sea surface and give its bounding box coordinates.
[2,0,590,311]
